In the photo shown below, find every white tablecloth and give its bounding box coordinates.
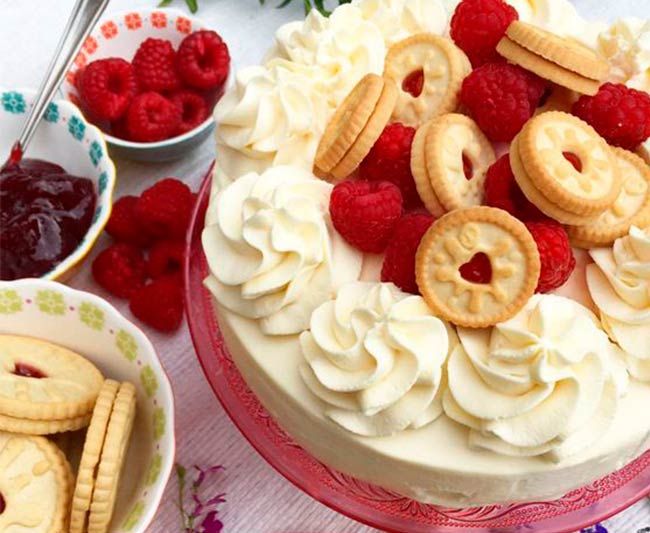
[2,0,650,531]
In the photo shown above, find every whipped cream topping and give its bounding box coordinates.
[300,282,454,437]
[587,226,650,380]
[444,294,629,461]
[202,166,362,335]
[598,18,650,93]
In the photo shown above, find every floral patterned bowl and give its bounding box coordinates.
[62,8,219,162]
[0,278,175,533]
[0,87,115,281]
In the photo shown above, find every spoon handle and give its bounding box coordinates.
[17,0,110,154]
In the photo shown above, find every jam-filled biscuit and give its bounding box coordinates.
[384,33,471,127]
[411,120,446,217]
[416,207,540,328]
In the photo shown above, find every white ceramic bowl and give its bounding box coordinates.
[0,88,115,281]
[0,279,175,532]
[62,8,221,162]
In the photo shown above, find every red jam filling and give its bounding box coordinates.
[402,69,424,97]
[0,493,4,514]
[459,252,493,284]
[0,159,96,280]
[563,151,583,172]
[462,152,474,180]
[13,363,47,379]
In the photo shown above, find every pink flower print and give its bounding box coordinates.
[151,12,167,28]
[83,36,98,55]
[74,53,87,69]
[125,13,142,30]
[101,21,118,39]
[176,16,192,34]
[68,92,81,107]
[66,71,78,89]
[199,511,223,533]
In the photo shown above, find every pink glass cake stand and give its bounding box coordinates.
[185,164,650,533]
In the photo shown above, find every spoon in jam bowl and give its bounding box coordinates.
[3,0,110,169]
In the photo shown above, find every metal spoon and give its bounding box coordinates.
[3,0,111,168]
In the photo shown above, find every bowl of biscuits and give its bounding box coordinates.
[0,278,175,533]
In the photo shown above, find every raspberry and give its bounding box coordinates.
[525,221,576,293]
[146,240,185,280]
[132,38,181,92]
[92,243,146,299]
[129,276,184,332]
[170,90,209,135]
[572,83,650,150]
[461,63,547,141]
[484,155,546,221]
[177,30,230,90]
[105,196,152,247]
[135,178,194,239]
[359,123,421,207]
[78,58,137,121]
[330,180,403,253]
[381,213,434,294]
[126,92,182,142]
[450,0,518,67]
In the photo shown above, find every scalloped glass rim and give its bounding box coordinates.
[185,165,650,533]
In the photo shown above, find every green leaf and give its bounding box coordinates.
[158,0,173,6]
[185,0,198,13]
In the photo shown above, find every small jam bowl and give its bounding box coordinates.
[0,278,176,533]
[62,8,219,162]
[0,87,116,282]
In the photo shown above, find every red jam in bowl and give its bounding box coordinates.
[0,159,96,280]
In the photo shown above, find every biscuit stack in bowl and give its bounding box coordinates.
[0,335,136,533]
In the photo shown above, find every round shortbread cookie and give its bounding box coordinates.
[87,382,137,533]
[314,74,385,175]
[0,412,91,435]
[425,114,496,212]
[384,33,471,127]
[497,37,601,95]
[567,148,650,248]
[415,207,540,328]
[70,379,120,533]
[0,335,104,421]
[411,120,446,217]
[506,21,609,81]
[510,135,600,225]
[518,111,621,216]
[329,79,398,180]
[0,432,72,533]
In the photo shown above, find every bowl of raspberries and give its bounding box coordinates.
[62,8,230,162]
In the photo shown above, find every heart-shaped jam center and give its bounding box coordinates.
[462,152,474,180]
[563,151,583,172]
[0,493,5,514]
[459,252,493,284]
[403,69,424,97]
[13,363,47,379]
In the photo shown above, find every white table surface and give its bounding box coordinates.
[2,0,650,531]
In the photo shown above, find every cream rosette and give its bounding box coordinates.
[444,294,629,461]
[202,166,362,336]
[300,282,456,437]
[587,226,650,379]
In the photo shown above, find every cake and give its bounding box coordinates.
[202,0,650,506]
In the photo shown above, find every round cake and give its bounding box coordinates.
[202,0,650,506]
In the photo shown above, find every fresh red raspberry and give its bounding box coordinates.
[105,195,152,247]
[330,180,403,253]
[572,83,650,150]
[132,38,181,92]
[92,243,146,299]
[359,123,421,207]
[146,240,185,280]
[78,58,137,121]
[525,221,576,293]
[450,0,518,67]
[129,276,184,332]
[381,213,434,294]
[125,92,182,142]
[176,30,230,90]
[461,63,547,141]
[484,155,546,221]
[135,178,195,239]
[169,90,209,135]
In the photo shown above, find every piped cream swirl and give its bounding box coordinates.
[202,166,362,335]
[300,282,455,437]
[444,294,628,461]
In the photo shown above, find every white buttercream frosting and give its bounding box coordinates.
[445,294,629,461]
[202,166,362,335]
[300,282,455,437]
[587,226,650,380]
